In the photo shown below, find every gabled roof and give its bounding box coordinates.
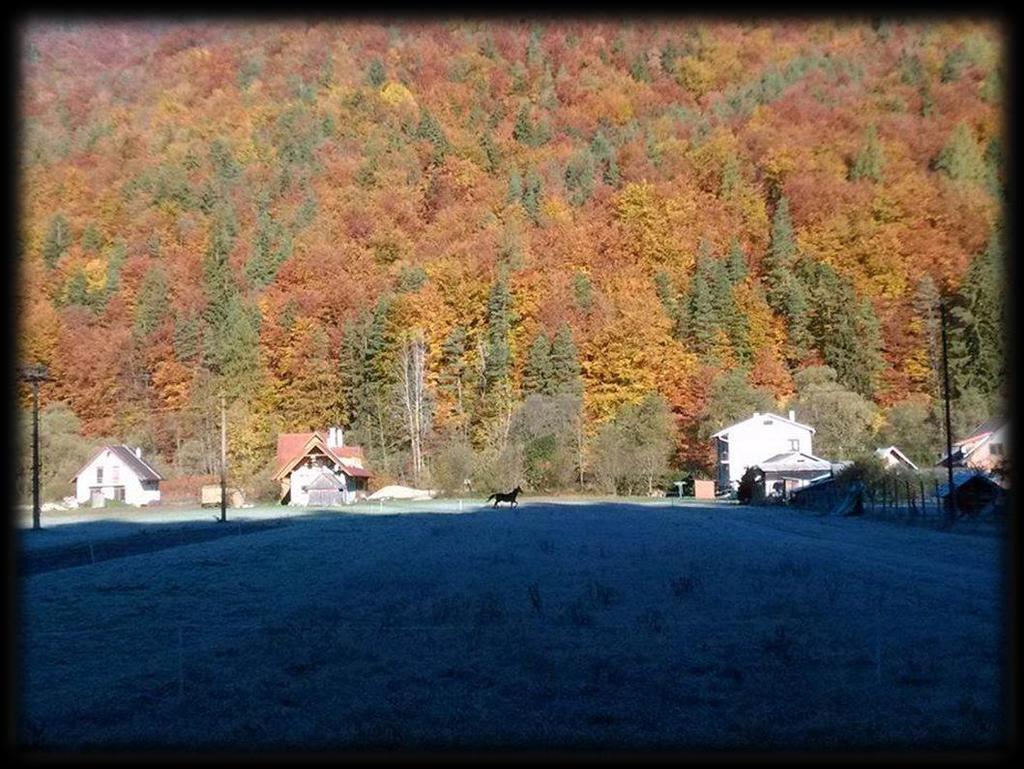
[711,412,815,439]
[755,451,833,472]
[936,470,1004,498]
[71,445,163,483]
[874,446,919,471]
[938,418,1008,466]
[963,417,1006,442]
[274,432,371,480]
[306,472,344,491]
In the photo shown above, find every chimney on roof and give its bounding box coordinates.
[135,447,142,459]
[753,412,760,418]
[789,410,796,422]
[327,426,344,449]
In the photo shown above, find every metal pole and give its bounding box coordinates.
[939,301,956,524]
[220,394,227,523]
[32,380,40,531]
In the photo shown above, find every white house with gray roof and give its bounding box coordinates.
[71,445,163,507]
[711,411,816,493]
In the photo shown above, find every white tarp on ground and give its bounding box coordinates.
[366,485,437,501]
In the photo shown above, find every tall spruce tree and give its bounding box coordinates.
[850,125,885,182]
[417,108,449,165]
[485,272,514,386]
[763,198,813,361]
[935,122,987,185]
[763,197,796,311]
[133,267,170,338]
[590,129,620,186]
[366,58,386,87]
[549,324,582,396]
[687,265,718,356]
[522,167,543,224]
[948,231,1006,399]
[798,259,883,397]
[726,238,748,284]
[513,103,535,145]
[523,331,553,395]
[564,149,595,207]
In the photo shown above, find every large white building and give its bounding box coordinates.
[71,445,163,507]
[711,411,816,493]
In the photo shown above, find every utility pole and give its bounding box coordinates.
[220,393,227,523]
[20,364,50,531]
[939,301,957,525]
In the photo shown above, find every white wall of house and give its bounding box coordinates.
[964,424,1009,472]
[714,413,815,491]
[74,449,160,507]
[288,458,350,506]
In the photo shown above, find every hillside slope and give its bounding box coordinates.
[17,19,1005,483]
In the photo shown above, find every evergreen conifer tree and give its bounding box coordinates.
[549,324,582,396]
[935,122,987,185]
[726,238,748,284]
[522,168,543,224]
[133,267,170,338]
[367,59,386,87]
[485,272,514,386]
[850,125,885,182]
[948,232,1005,399]
[523,331,553,395]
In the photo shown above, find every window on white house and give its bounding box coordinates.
[990,443,1004,456]
[114,487,125,502]
[789,439,800,451]
[111,464,120,484]
[96,467,103,484]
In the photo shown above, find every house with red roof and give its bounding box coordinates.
[273,426,371,506]
[938,417,1008,476]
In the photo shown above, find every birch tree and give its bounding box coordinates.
[396,329,430,486]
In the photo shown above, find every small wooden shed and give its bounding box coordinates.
[937,473,1005,518]
[693,479,716,499]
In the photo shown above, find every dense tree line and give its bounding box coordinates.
[17,20,1005,499]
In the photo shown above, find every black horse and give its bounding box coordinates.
[487,486,523,508]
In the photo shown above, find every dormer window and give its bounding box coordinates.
[789,439,799,451]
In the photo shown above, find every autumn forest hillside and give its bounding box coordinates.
[17,18,1007,497]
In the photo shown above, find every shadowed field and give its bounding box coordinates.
[17,500,1005,751]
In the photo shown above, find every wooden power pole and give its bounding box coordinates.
[220,393,227,523]
[20,364,50,531]
[939,301,957,525]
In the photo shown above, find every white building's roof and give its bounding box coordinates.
[711,412,816,439]
[755,451,833,473]
[874,446,919,470]
[71,445,163,483]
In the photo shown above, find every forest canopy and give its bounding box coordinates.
[17,19,1006,497]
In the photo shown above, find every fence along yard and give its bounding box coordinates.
[789,470,1006,529]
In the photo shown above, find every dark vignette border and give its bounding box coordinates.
[2,1,1018,765]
